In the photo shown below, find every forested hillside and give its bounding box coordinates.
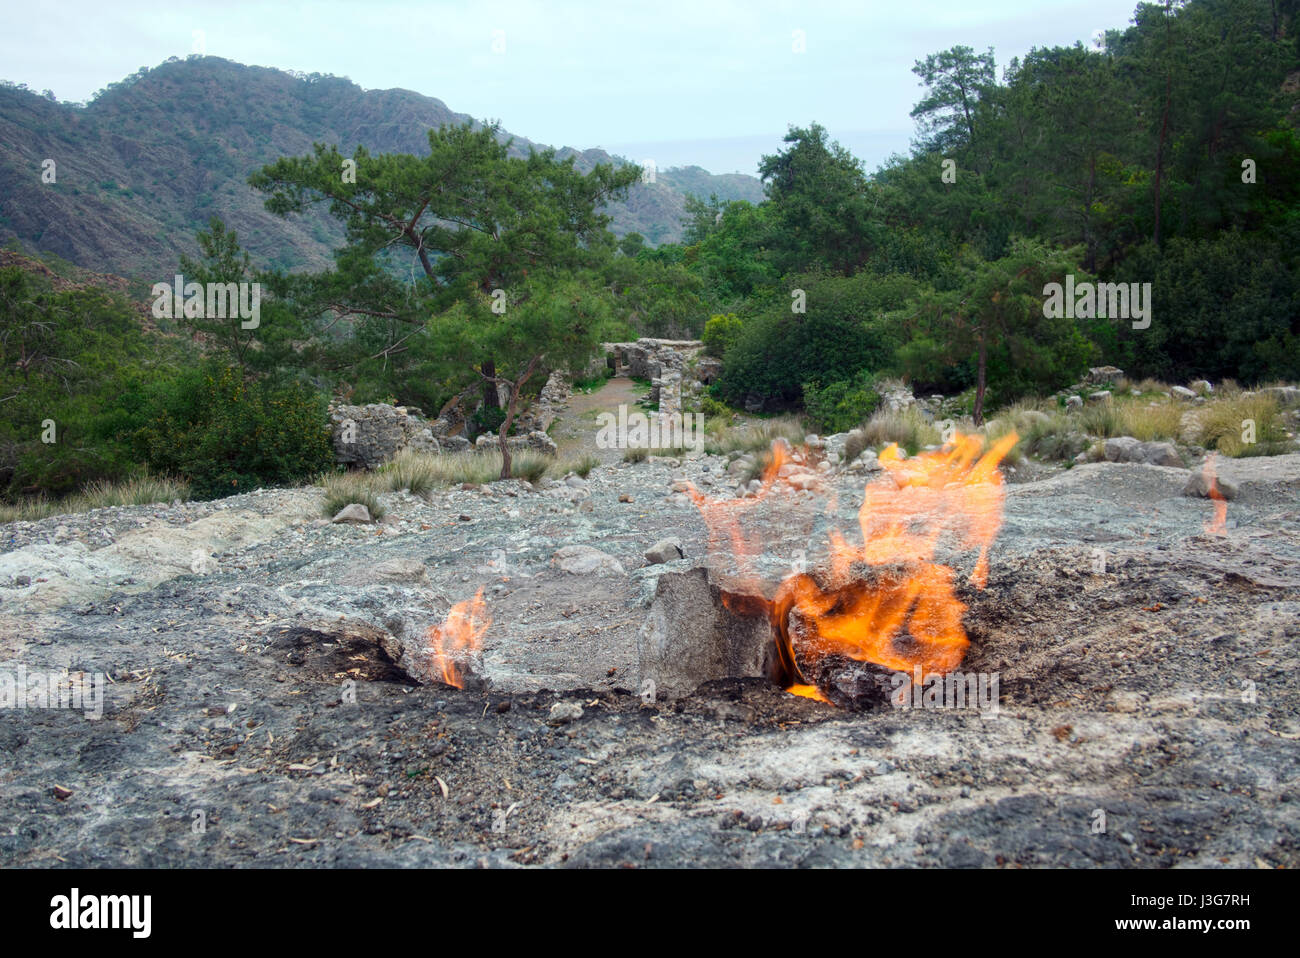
[2,0,1298,507]
[0,57,763,277]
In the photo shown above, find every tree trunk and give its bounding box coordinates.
[481,357,500,410]
[973,326,988,427]
[1153,71,1171,247]
[1152,2,1174,247]
[497,384,518,480]
[494,354,542,480]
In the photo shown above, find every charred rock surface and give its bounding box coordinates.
[1,454,1298,867]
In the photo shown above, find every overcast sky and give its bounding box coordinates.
[4,0,1144,175]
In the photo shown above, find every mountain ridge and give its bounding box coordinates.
[0,56,764,280]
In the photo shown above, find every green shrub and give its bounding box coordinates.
[471,404,507,436]
[802,370,881,434]
[716,271,912,408]
[134,365,335,500]
[699,395,731,419]
[552,454,599,479]
[702,313,744,358]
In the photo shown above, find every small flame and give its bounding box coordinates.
[426,588,489,688]
[1201,456,1227,535]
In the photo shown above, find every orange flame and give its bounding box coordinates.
[1201,456,1227,535]
[691,432,1016,704]
[425,588,490,688]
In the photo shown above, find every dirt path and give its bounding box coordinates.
[549,376,648,463]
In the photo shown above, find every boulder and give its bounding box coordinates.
[330,504,373,524]
[1103,437,1141,462]
[644,537,685,565]
[1134,441,1183,468]
[329,403,441,469]
[1087,390,1112,404]
[1260,385,1300,406]
[1103,437,1183,467]
[1087,366,1124,385]
[1183,468,1239,500]
[1171,386,1196,400]
[552,545,626,576]
[637,566,775,700]
[371,558,428,582]
[1065,395,1084,410]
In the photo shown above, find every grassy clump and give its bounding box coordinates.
[1199,395,1294,457]
[703,415,807,456]
[1079,401,1124,438]
[319,471,387,520]
[858,407,941,456]
[552,454,599,479]
[0,472,192,524]
[318,448,559,512]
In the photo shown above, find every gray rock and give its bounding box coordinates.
[330,503,373,524]
[1261,385,1300,406]
[1183,468,1239,500]
[1103,437,1141,462]
[552,545,625,576]
[440,435,472,453]
[1134,441,1182,468]
[1065,395,1084,410]
[1087,366,1124,385]
[1171,386,1196,400]
[637,566,774,700]
[329,402,441,469]
[548,702,584,725]
[372,559,428,582]
[1087,390,1112,404]
[644,538,684,565]
[1103,437,1183,467]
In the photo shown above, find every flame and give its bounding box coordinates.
[425,588,490,688]
[1201,456,1227,535]
[691,432,1016,704]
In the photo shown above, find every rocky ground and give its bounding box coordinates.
[2,381,1298,868]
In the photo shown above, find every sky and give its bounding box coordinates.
[2,0,1146,176]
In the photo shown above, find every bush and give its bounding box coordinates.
[802,370,880,434]
[471,404,507,437]
[374,449,437,499]
[702,313,744,358]
[716,272,913,408]
[699,395,731,419]
[0,471,191,524]
[134,365,335,500]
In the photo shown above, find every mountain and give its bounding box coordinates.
[0,57,764,280]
